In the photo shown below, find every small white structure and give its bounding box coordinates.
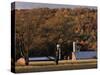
[72,42,76,60]
[73,42,76,52]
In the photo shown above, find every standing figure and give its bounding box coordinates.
[57,43,61,60]
[55,43,61,65]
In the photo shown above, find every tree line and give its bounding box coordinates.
[14,7,97,60]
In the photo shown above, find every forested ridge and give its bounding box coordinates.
[13,7,97,57]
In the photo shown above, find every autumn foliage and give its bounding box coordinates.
[14,7,97,58]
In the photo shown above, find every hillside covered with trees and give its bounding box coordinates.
[14,7,97,58]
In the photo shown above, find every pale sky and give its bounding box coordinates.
[12,2,97,9]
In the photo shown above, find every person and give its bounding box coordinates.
[57,43,61,60]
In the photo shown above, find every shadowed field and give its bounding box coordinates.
[15,59,97,73]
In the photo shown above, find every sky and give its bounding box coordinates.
[12,2,97,9]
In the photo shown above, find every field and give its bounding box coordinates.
[15,59,97,73]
